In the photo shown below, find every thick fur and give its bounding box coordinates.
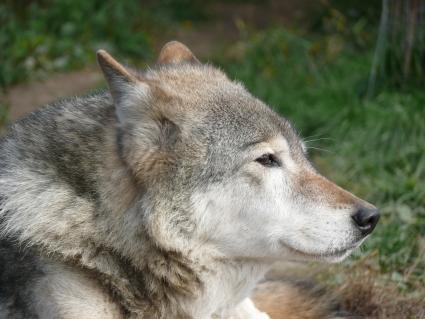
[0,42,377,318]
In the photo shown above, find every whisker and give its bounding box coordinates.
[302,133,329,140]
[306,146,333,153]
[303,137,334,143]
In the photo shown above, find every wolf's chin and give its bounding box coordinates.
[321,249,354,263]
[279,241,358,262]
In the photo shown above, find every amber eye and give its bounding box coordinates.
[255,153,281,167]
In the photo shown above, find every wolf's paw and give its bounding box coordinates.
[251,313,270,319]
[228,311,270,319]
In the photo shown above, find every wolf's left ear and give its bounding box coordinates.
[97,50,151,121]
[157,41,200,65]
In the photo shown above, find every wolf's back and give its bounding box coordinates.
[0,92,114,194]
[0,92,114,237]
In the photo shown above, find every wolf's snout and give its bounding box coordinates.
[351,206,380,235]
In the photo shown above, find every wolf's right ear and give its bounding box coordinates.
[97,50,150,120]
[157,41,200,65]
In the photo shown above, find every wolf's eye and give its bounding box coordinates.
[255,153,281,167]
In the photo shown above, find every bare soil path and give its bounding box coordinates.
[5,68,102,122]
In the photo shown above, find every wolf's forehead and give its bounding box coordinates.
[150,64,300,145]
[150,64,229,94]
[201,95,300,150]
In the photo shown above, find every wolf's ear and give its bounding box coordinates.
[157,41,200,65]
[97,50,150,121]
[97,49,180,178]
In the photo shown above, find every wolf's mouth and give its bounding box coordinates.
[280,241,357,260]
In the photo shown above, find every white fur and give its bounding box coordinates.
[33,263,123,319]
[196,262,268,318]
[0,167,95,253]
[226,298,270,319]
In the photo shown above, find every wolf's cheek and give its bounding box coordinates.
[188,172,289,258]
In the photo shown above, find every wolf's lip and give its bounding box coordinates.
[280,241,356,259]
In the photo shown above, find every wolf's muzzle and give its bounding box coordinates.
[351,206,380,235]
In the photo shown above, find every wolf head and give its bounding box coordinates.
[97,41,379,264]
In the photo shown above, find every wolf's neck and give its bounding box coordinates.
[188,259,269,318]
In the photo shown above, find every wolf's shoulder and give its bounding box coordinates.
[0,90,117,203]
[0,90,115,166]
[7,90,114,136]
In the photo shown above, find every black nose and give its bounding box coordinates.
[351,206,380,235]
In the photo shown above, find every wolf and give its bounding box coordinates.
[0,41,379,319]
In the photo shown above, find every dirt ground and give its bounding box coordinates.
[5,68,102,121]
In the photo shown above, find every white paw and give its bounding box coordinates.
[227,313,270,319]
[253,313,271,319]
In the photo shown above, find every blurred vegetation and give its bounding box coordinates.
[0,0,424,301]
[0,0,155,88]
[368,0,425,95]
[0,0,208,126]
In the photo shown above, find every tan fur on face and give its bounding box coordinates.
[295,172,359,209]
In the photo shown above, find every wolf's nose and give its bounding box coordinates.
[351,207,380,235]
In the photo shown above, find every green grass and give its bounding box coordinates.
[221,28,425,294]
